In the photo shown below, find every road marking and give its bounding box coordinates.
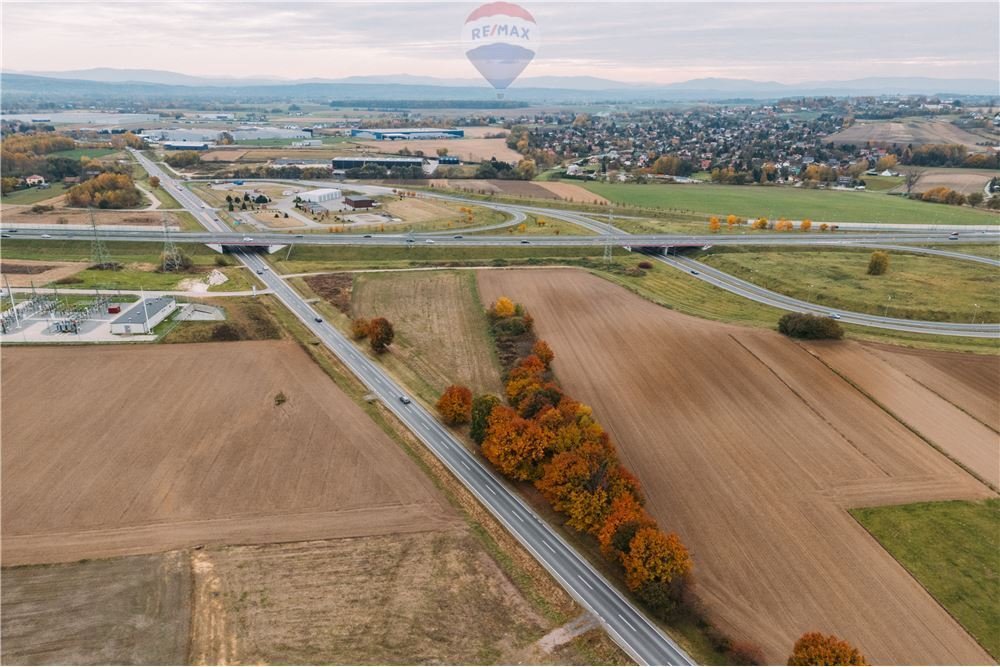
[617,614,637,632]
[516,512,526,523]
[577,574,595,591]
[487,486,497,496]
[461,461,472,472]
[542,539,556,553]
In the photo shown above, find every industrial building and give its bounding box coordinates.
[298,188,342,203]
[110,297,177,335]
[331,156,424,170]
[162,141,213,151]
[438,155,461,165]
[344,196,375,209]
[350,128,464,140]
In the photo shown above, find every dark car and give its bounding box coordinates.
[520,239,531,244]
[314,316,323,323]
[363,234,373,238]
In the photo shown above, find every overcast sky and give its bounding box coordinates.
[3,1,998,83]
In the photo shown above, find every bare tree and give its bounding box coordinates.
[904,169,923,197]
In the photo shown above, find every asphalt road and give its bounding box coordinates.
[131,148,697,666]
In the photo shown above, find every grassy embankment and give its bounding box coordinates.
[583,182,999,226]
[698,246,999,323]
[852,499,999,660]
[1,239,256,292]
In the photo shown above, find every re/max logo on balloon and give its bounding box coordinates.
[468,23,532,42]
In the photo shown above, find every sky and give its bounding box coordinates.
[2,1,998,84]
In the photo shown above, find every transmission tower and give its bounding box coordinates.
[90,208,115,270]
[161,215,184,272]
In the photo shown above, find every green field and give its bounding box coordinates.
[699,247,999,323]
[852,499,999,660]
[582,182,999,225]
[0,184,70,205]
[49,147,118,160]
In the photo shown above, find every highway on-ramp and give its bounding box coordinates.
[130,148,697,666]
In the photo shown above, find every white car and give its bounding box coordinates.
[41,234,52,239]
[425,239,435,244]
[243,236,254,242]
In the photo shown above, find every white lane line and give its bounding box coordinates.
[617,614,637,632]
[516,512,526,523]
[577,575,594,591]
[487,486,497,496]
[461,461,472,472]
[542,539,556,553]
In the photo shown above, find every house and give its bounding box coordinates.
[24,175,46,187]
[344,196,375,209]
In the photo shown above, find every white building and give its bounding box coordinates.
[298,188,342,203]
[110,297,177,335]
[291,139,322,147]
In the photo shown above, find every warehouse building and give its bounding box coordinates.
[298,188,342,203]
[163,140,213,151]
[350,127,464,140]
[344,196,375,209]
[110,297,177,335]
[331,156,424,170]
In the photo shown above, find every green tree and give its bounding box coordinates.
[470,394,502,444]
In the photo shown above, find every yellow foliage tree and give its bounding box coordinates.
[800,219,812,232]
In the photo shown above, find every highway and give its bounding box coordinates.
[130,148,698,666]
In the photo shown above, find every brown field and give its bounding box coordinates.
[199,149,248,162]
[429,178,608,204]
[1,341,456,566]
[359,137,522,163]
[0,259,89,287]
[826,118,991,151]
[477,268,995,665]
[895,169,998,196]
[0,206,179,227]
[865,343,1000,432]
[384,196,464,224]
[1,552,191,665]
[352,270,502,399]
[807,342,1000,488]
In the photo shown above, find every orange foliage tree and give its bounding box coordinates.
[436,385,473,425]
[621,527,692,591]
[597,492,652,558]
[350,317,370,340]
[490,296,516,318]
[532,339,554,368]
[800,219,812,232]
[787,632,868,666]
[481,406,550,481]
[708,216,721,232]
[367,317,395,353]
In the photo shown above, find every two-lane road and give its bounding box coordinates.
[133,149,696,666]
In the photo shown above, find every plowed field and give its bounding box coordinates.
[477,268,995,665]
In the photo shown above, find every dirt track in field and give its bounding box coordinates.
[477,268,995,665]
[1,342,456,566]
[0,259,89,287]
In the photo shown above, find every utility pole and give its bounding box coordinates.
[90,208,115,270]
[161,215,183,272]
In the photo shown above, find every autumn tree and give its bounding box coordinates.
[708,216,721,232]
[800,219,812,232]
[752,217,769,230]
[437,385,473,425]
[875,155,897,172]
[367,317,395,353]
[482,406,550,481]
[350,317,370,339]
[787,632,868,666]
[470,394,502,444]
[621,527,692,591]
[149,176,160,189]
[490,296,516,319]
[726,214,740,228]
[866,250,889,275]
[532,339,554,368]
[597,492,651,558]
[66,173,143,209]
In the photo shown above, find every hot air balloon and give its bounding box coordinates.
[461,2,540,98]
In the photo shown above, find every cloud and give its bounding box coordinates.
[3,1,997,83]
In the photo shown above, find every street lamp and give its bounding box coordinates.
[883,294,892,317]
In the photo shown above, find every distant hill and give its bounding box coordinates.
[3,69,997,104]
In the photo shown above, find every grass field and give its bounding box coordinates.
[49,147,118,160]
[0,184,70,205]
[851,499,999,660]
[350,270,502,402]
[699,247,1000,322]
[582,182,999,225]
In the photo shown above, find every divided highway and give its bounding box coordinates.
[130,149,698,666]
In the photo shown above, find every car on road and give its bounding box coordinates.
[363,234,372,238]
[256,269,264,274]
[948,233,960,240]
[520,239,531,244]
[829,313,842,320]
[314,316,323,323]
[242,236,254,241]
[405,238,415,243]
[690,270,700,275]
[1,234,10,239]
[425,239,435,244]
[453,235,463,239]
[7,229,18,233]
[399,396,412,405]
[41,234,52,238]
[295,234,304,237]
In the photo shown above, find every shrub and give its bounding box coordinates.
[214,255,230,267]
[866,250,889,276]
[367,317,394,353]
[787,632,868,666]
[624,266,646,277]
[777,313,844,340]
[274,391,288,406]
[729,641,767,666]
[210,323,241,341]
[637,261,654,269]
[350,317,370,340]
